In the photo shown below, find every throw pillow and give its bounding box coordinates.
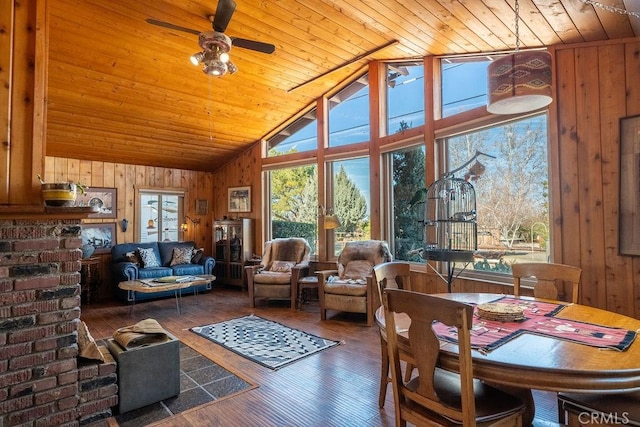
[191,248,204,264]
[270,260,296,273]
[124,251,141,266]
[137,247,160,268]
[170,246,194,266]
[342,260,374,280]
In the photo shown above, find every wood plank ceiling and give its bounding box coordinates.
[45,0,638,172]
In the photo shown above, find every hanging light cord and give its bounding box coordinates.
[577,0,640,19]
[514,0,520,52]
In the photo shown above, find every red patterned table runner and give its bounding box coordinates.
[432,296,637,353]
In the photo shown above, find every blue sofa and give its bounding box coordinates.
[111,241,215,302]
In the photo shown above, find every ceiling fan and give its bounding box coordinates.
[146,0,275,76]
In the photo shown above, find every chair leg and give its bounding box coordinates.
[378,333,389,408]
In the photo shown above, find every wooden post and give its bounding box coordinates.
[0,0,47,206]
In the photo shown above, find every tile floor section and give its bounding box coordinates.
[113,343,253,426]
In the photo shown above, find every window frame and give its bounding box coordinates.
[433,111,551,284]
[136,187,186,243]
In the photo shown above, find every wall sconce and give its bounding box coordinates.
[147,219,156,229]
[181,215,201,232]
[318,205,341,230]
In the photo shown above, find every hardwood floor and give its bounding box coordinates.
[82,287,558,426]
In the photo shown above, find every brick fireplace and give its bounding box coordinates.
[0,217,117,426]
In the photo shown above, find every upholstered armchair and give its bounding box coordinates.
[318,240,391,326]
[246,237,311,309]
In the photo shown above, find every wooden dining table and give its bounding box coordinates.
[376,292,640,422]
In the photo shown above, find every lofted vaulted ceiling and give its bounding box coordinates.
[45,0,640,172]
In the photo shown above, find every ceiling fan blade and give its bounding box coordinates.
[232,38,275,54]
[146,19,200,36]
[213,0,236,32]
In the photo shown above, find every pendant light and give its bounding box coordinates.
[487,0,552,115]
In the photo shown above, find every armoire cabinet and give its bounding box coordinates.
[213,219,253,288]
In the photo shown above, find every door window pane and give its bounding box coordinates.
[330,158,370,255]
[267,109,318,156]
[386,62,425,134]
[443,114,549,275]
[139,193,183,242]
[388,144,426,262]
[441,58,490,117]
[269,164,318,254]
[328,76,370,147]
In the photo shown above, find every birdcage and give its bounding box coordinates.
[422,175,477,291]
[423,175,477,259]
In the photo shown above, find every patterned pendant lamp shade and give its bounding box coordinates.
[487,50,552,115]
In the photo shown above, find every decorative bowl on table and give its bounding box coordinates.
[477,302,525,322]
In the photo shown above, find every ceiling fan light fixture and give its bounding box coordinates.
[219,51,230,63]
[203,58,228,76]
[227,61,238,74]
[198,31,232,54]
[190,51,205,66]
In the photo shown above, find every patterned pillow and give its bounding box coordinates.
[270,260,296,273]
[170,246,194,266]
[124,251,140,266]
[191,248,204,264]
[137,247,160,268]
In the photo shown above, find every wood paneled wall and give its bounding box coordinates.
[212,144,263,253]
[45,156,215,298]
[213,37,640,320]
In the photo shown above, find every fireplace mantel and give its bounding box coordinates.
[0,204,98,220]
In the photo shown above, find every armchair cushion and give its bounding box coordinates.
[262,238,311,270]
[342,260,375,280]
[271,261,296,273]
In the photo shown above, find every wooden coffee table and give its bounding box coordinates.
[118,275,215,314]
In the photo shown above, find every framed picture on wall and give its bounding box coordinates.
[75,187,117,218]
[81,223,116,255]
[195,199,209,215]
[228,186,251,213]
[619,114,640,256]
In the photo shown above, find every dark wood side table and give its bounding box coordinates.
[80,256,101,304]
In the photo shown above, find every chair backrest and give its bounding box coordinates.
[261,238,311,271]
[337,240,391,280]
[383,289,476,425]
[373,261,410,309]
[511,262,582,303]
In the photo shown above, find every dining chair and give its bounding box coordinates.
[557,391,640,426]
[372,261,415,408]
[383,288,527,426]
[511,262,582,303]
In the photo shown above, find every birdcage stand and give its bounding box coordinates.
[422,249,474,293]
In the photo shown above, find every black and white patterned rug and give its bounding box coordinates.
[190,315,340,370]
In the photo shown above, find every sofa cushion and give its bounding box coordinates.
[172,264,205,276]
[137,247,160,267]
[137,267,172,280]
[125,251,141,266]
[191,248,204,264]
[170,246,193,266]
[158,241,198,267]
